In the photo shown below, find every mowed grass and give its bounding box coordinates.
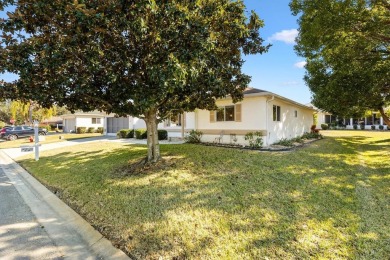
[0,133,102,149]
[18,131,390,259]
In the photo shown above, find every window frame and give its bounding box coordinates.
[273,105,281,122]
[92,118,101,124]
[216,105,235,122]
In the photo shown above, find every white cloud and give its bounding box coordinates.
[294,61,307,69]
[268,29,298,44]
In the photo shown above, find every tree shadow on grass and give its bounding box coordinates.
[18,137,390,259]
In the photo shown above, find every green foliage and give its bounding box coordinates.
[38,124,51,132]
[184,130,203,143]
[96,127,104,134]
[353,124,358,130]
[371,125,376,130]
[76,127,87,134]
[157,130,168,141]
[0,121,6,128]
[360,124,365,130]
[0,0,270,162]
[274,138,294,147]
[87,127,95,133]
[379,125,384,130]
[302,132,323,140]
[291,0,390,126]
[135,129,147,139]
[321,124,329,130]
[117,129,134,139]
[244,131,264,149]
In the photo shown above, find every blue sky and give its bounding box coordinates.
[243,0,310,104]
[1,1,311,105]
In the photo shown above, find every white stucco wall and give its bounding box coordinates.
[76,116,104,129]
[133,117,146,129]
[267,100,313,144]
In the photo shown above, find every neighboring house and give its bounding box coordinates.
[62,112,105,133]
[313,108,389,130]
[159,88,315,146]
[62,111,146,135]
[41,116,63,130]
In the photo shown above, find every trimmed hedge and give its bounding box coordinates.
[117,129,134,138]
[158,130,168,140]
[135,129,147,139]
[96,127,104,134]
[320,124,328,130]
[134,129,168,140]
[77,127,87,134]
[87,127,95,133]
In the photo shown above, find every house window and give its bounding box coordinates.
[294,110,298,118]
[216,106,235,122]
[92,118,101,124]
[273,105,281,121]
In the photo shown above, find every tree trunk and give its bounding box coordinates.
[144,108,161,163]
[379,106,390,127]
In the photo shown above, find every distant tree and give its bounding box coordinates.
[0,1,269,162]
[9,100,55,125]
[290,0,390,126]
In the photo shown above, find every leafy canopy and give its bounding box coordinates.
[290,0,390,122]
[0,0,269,120]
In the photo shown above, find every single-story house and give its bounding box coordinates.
[313,107,389,130]
[62,112,106,133]
[62,88,315,146]
[159,88,315,146]
[41,116,63,130]
[61,111,146,134]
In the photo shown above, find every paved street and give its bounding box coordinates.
[0,148,129,260]
[0,166,63,259]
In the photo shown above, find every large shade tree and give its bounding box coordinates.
[290,0,390,125]
[0,0,269,162]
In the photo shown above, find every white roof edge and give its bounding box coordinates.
[221,91,316,111]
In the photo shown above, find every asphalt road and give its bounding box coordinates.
[0,166,63,259]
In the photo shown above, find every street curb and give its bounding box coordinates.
[0,150,130,260]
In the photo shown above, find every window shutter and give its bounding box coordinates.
[210,111,215,122]
[235,104,242,122]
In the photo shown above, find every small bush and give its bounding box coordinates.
[302,132,323,139]
[158,130,168,140]
[353,124,358,130]
[360,124,365,130]
[371,125,376,130]
[87,127,95,133]
[0,121,5,128]
[379,125,384,130]
[117,129,134,138]
[77,127,87,134]
[184,130,203,143]
[244,131,263,149]
[320,124,329,130]
[274,138,294,147]
[96,127,104,134]
[292,136,304,144]
[39,124,51,132]
[135,129,147,139]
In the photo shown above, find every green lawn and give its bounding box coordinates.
[0,133,102,149]
[18,131,390,259]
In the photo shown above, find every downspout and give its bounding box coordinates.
[266,95,275,146]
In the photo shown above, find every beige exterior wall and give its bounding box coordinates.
[267,99,313,144]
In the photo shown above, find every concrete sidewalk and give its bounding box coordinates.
[1,135,184,159]
[0,149,129,259]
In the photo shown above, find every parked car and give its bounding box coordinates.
[0,125,48,141]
